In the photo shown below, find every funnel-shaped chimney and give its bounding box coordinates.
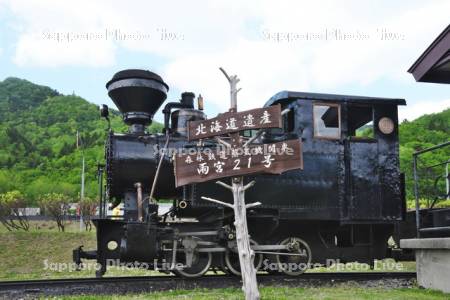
[106,69,169,133]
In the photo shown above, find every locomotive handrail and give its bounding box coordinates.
[149,134,170,202]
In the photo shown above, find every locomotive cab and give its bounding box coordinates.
[198,91,406,221]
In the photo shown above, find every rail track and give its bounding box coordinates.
[0,272,416,298]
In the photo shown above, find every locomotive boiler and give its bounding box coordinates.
[74,69,411,277]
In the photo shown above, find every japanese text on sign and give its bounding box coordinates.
[188,104,282,141]
[174,139,302,187]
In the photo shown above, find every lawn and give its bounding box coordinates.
[0,221,95,280]
[57,286,449,300]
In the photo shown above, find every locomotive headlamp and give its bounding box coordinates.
[378,117,394,134]
[100,104,109,118]
[100,104,111,130]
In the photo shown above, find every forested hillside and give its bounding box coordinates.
[0,77,161,204]
[399,108,449,202]
[0,77,448,204]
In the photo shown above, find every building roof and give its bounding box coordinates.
[408,25,450,84]
[265,90,406,107]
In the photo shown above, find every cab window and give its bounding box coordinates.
[313,103,340,139]
[347,105,374,139]
[262,105,295,138]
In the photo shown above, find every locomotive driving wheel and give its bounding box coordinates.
[224,240,263,276]
[275,237,311,276]
[169,236,212,278]
[172,251,212,278]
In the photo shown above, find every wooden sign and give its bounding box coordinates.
[188,104,282,141]
[174,139,302,187]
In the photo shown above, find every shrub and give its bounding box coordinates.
[39,193,70,232]
[78,197,97,231]
[0,190,30,231]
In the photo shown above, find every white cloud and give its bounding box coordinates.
[14,33,116,67]
[399,99,450,121]
[2,0,450,112]
[162,0,450,111]
[6,0,118,67]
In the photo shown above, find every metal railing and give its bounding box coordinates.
[413,141,450,237]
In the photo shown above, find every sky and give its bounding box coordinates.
[0,0,449,123]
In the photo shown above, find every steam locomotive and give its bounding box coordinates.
[74,69,411,277]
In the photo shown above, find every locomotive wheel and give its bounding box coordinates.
[172,251,212,278]
[275,237,311,276]
[224,240,263,276]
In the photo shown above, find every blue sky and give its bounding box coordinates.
[0,0,449,123]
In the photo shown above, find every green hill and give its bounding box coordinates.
[0,77,448,204]
[399,108,450,202]
[0,77,161,204]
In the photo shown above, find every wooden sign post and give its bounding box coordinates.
[174,68,303,300]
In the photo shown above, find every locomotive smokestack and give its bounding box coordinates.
[106,69,169,134]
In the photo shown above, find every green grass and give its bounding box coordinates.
[0,228,95,280]
[56,285,449,300]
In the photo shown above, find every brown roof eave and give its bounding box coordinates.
[408,25,450,83]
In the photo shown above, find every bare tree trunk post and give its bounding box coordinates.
[219,67,260,300]
[232,177,260,300]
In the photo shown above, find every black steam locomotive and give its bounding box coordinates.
[74,69,411,277]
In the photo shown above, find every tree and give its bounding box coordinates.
[0,190,30,231]
[0,170,17,194]
[39,193,69,232]
[0,76,161,202]
[78,197,97,231]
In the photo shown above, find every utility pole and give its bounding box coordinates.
[80,155,85,231]
[77,130,85,231]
